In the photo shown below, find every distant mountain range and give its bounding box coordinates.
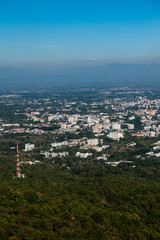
[0,63,160,88]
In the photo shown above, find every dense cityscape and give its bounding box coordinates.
[0,86,160,170]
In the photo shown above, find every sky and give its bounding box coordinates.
[0,0,160,70]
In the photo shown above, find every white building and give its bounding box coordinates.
[107,132,124,141]
[87,138,99,146]
[155,153,160,157]
[103,118,110,124]
[61,123,66,130]
[128,124,134,130]
[145,131,156,137]
[51,142,62,148]
[86,116,92,123]
[128,116,135,120]
[91,124,102,133]
[111,123,121,130]
[48,115,55,122]
[149,131,156,137]
[103,123,111,130]
[68,115,78,123]
[51,141,68,148]
[76,152,92,158]
[25,143,35,151]
[51,152,69,158]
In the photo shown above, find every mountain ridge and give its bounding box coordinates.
[0,63,160,87]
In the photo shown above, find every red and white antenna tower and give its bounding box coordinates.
[16,145,21,178]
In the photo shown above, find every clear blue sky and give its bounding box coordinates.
[0,0,160,70]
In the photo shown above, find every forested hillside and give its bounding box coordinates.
[1,152,160,240]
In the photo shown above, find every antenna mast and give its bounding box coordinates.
[16,145,21,178]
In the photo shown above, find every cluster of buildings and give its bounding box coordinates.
[146,141,160,158]
[57,115,131,141]
[1,89,159,178]
[0,90,159,142]
[41,138,109,159]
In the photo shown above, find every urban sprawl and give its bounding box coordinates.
[0,87,160,177]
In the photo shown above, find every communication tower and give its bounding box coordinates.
[16,145,25,178]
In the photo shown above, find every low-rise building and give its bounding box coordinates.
[25,143,35,151]
[76,152,92,158]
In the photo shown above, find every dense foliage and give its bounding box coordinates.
[0,152,160,240]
